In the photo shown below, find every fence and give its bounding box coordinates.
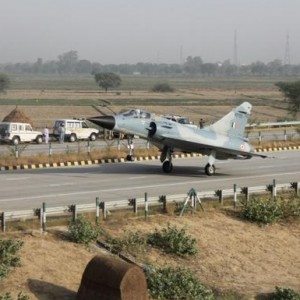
[1,180,299,232]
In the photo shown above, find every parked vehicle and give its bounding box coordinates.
[52,119,99,142]
[0,122,43,145]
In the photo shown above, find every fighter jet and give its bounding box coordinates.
[88,102,267,176]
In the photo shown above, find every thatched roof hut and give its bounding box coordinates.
[2,107,33,125]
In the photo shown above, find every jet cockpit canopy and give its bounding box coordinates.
[121,109,151,119]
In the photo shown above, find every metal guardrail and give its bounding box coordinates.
[1,181,299,232]
[246,121,300,128]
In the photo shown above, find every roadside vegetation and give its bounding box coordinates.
[151,82,174,92]
[272,286,300,300]
[0,238,23,280]
[145,266,214,300]
[241,194,300,224]
[0,293,28,300]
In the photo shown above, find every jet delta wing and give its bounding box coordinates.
[88,102,267,176]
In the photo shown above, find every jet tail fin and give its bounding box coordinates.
[209,102,252,138]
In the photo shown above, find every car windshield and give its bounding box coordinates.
[122,109,151,119]
[0,124,8,135]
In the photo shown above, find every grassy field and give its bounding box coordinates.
[0,74,296,128]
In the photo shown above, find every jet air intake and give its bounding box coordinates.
[147,121,157,138]
[88,116,115,130]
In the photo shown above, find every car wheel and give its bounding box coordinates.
[12,136,20,145]
[69,134,77,142]
[90,133,97,141]
[36,135,43,144]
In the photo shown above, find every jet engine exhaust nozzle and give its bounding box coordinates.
[148,121,157,138]
[88,116,115,130]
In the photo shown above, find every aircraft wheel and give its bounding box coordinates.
[205,163,215,176]
[162,161,173,173]
[126,154,135,162]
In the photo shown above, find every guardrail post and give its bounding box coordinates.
[218,190,223,205]
[49,142,52,156]
[159,195,167,213]
[144,192,148,219]
[233,184,237,208]
[1,212,6,232]
[272,179,277,198]
[100,201,107,220]
[41,202,47,232]
[95,197,100,224]
[133,198,138,214]
[284,129,287,141]
[291,182,299,196]
[15,145,19,159]
[258,131,262,144]
[72,204,78,222]
[87,141,91,154]
[245,187,249,205]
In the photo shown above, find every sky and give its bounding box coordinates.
[0,0,299,64]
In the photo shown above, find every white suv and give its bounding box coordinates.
[0,122,43,145]
[53,119,99,142]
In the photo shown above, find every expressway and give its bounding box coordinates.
[0,150,299,211]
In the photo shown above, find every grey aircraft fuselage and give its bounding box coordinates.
[88,102,267,175]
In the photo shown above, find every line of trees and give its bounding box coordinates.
[1,50,300,76]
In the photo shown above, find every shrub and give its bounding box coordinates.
[106,230,147,255]
[0,293,29,300]
[145,266,214,300]
[273,286,300,300]
[68,216,99,245]
[147,224,197,256]
[0,239,24,280]
[151,82,174,92]
[242,197,283,224]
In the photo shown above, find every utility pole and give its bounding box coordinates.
[233,30,238,66]
[284,33,291,65]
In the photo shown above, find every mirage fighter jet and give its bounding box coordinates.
[88,102,267,176]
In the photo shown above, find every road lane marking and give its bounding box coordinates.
[6,177,30,181]
[49,183,74,187]
[128,176,148,179]
[1,171,300,203]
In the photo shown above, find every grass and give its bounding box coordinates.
[6,74,300,91]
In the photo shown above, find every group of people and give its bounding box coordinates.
[43,123,65,144]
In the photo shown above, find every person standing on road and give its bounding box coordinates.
[59,123,65,144]
[43,126,49,144]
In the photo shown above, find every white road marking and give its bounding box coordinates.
[128,176,148,180]
[49,183,74,187]
[1,171,300,203]
[6,177,30,181]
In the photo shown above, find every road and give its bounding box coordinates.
[0,150,299,211]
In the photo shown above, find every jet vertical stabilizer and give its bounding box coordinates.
[209,102,251,138]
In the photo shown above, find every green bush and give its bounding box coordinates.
[242,197,283,224]
[145,266,214,300]
[0,292,29,300]
[106,230,147,255]
[151,82,174,92]
[68,216,99,245]
[273,286,300,300]
[147,224,197,256]
[0,239,23,280]
[242,196,300,224]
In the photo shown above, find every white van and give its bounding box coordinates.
[0,122,43,145]
[53,119,99,142]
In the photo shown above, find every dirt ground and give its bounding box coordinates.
[0,209,299,299]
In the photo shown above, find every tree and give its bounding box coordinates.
[275,81,300,118]
[94,72,121,92]
[0,73,10,93]
[57,50,78,73]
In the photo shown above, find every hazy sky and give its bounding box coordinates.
[0,0,299,64]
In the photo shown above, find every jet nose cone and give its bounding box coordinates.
[88,115,115,130]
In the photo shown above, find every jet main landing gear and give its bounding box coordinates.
[205,163,215,176]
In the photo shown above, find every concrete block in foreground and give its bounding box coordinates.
[77,255,148,300]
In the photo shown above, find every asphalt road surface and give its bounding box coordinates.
[0,150,299,211]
